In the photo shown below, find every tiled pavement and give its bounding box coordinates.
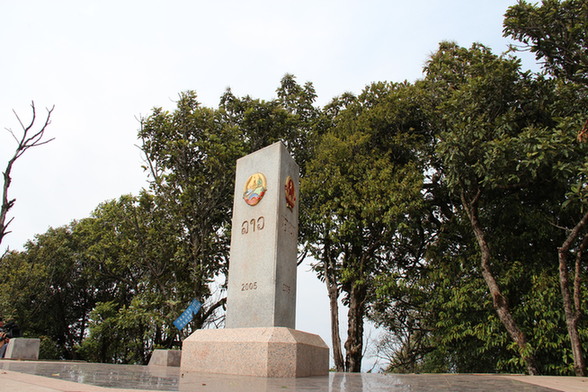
[0,360,586,392]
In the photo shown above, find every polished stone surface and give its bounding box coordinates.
[179,373,559,392]
[0,360,179,390]
[0,360,571,391]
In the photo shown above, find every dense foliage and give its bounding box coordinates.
[0,1,586,375]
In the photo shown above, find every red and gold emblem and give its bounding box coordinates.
[284,176,296,210]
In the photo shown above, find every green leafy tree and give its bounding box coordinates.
[77,194,198,362]
[303,81,426,371]
[0,223,96,359]
[505,0,588,375]
[504,0,588,86]
[219,74,320,176]
[139,91,244,326]
[1,193,218,362]
[421,41,566,375]
[370,45,586,375]
[511,104,588,376]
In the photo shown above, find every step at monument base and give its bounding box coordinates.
[180,327,329,378]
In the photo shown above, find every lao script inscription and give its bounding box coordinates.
[241,216,265,234]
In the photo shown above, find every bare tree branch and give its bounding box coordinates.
[1,101,55,249]
[296,248,308,266]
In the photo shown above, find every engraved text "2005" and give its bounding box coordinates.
[241,282,258,291]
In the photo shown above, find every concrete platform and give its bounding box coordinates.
[1,359,587,391]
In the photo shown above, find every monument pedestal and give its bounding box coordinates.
[180,327,329,378]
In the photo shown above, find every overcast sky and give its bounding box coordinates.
[0,0,539,370]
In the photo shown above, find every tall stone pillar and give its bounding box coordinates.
[225,141,298,329]
[181,142,328,378]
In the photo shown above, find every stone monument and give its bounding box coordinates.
[181,142,329,377]
[225,141,299,329]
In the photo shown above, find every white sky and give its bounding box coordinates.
[0,0,539,371]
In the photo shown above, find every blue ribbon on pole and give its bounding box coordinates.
[173,299,202,331]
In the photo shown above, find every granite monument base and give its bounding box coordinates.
[148,349,181,367]
[180,327,329,378]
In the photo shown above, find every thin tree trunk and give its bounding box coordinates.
[573,233,587,338]
[461,191,539,375]
[323,238,345,371]
[344,282,366,372]
[0,156,16,246]
[327,272,345,371]
[557,211,588,377]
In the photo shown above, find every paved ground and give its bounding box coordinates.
[0,360,587,392]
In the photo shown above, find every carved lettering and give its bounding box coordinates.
[241,282,258,291]
[241,216,265,235]
[257,216,265,230]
